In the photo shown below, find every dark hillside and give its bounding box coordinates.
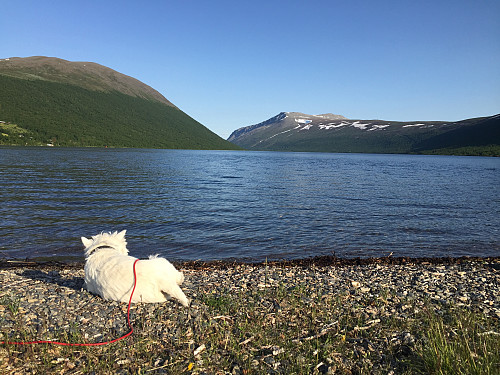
[415,115,500,155]
[0,57,239,150]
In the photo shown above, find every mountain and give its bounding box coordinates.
[228,112,500,156]
[0,56,239,149]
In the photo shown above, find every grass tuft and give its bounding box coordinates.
[418,306,500,375]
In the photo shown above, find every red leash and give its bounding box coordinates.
[0,259,139,346]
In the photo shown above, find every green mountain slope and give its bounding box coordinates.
[413,115,500,155]
[228,112,500,156]
[0,57,239,150]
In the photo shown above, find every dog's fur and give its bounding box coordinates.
[82,230,189,307]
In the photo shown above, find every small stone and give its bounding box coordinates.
[263,356,275,365]
[272,346,284,356]
[194,344,206,357]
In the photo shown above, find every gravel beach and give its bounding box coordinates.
[1,257,499,374]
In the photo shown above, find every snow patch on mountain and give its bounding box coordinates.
[295,118,312,124]
[368,125,390,131]
[319,122,350,130]
[351,121,370,130]
[403,123,428,128]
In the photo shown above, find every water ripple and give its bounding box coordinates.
[0,147,499,261]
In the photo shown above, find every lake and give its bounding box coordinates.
[1,147,499,261]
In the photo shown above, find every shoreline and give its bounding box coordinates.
[1,257,499,373]
[2,254,500,270]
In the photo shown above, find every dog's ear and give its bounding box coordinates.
[81,236,93,248]
[118,229,126,238]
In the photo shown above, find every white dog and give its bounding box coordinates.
[81,230,189,307]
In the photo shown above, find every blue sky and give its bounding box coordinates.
[2,0,499,139]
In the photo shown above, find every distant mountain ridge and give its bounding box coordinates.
[228,112,348,141]
[228,112,500,156]
[0,56,239,150]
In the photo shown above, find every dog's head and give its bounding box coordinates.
[81,230,129,258]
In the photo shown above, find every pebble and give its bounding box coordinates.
[0,259,499,373]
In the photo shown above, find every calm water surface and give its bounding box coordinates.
[1,147,499,261]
